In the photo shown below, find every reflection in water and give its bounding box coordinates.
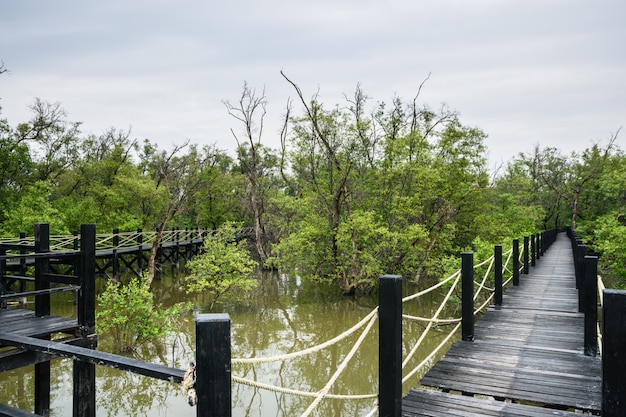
[0,271,458,416]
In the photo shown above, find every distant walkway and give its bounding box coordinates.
[404,233,601,416]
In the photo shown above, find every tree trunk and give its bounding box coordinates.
[146,226,165,284]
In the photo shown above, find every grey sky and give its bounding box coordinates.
[1,0,624,167]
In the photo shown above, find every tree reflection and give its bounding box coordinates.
[0,270,457,416]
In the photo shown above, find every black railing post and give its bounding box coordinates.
[494,245,503,306]
[602,289,626,417]
[462,252,474,342]
[19,232,27,294]
[112,228,119,279]
[530,234,536,267]
[576,244,587,313]
[136,228,143,275]
[575,244,586,289]
[583,256,598,357]
[0,247,6,309]
[196,314,232,417]
[512,239,520,286]
[78,224,96,335]
[34,223,51,416]
[379,275,402,417]
[74,224,97,417]
[536,233,541,260]
[523,236,529,274]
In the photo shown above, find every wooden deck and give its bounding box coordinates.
[404,233,602,416]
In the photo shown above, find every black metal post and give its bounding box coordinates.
[112,228,119,279]
[512,239,520,286]
[523,236,529,274]
[34,223,50,317]
[462,252,474,342]
[494,245,503,306]
[34,223,50,416]
[196,314,232,417]
[19,232,27,294]
[530,234,536,267]
[74,224,97,417]
[136,228,143,275]
[0,248,6,309]
[576,245,587,313]
[536,233,541,260]
[602,289,626,417]
[379,275,403,417]
[575,244,587,290]
[583,256,598,357]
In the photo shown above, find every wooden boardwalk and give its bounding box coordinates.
[404,233,602,416]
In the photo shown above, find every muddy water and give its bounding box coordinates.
[0,271,458,416]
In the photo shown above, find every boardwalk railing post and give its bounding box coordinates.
[112,228,119,279]
[530,234,536,267]
[34,223,51,416]
[535,233,539,261]
[136,228,143,275]
[196,314,232,417]
[462,253,474,342]
[512,239,520,286]
[576,244,587,313]
[602,289,626,416]
[74,224,96,417]
[583,255,598,357]
[494,245,503,306]
[536,233,541,260]
[523,236,529,274]
[379,275,402,417]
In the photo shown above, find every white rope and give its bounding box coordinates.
[474,255,494,269]
[402,270,460,303]
[474,293,494,314]
[402,314,460,324]
[300,313,378,417]
[402,274,460,369]
[598,275,605,306]
[402,322,461,384]
[232,376,377,400]
[232,308,378,364]
[474,257,495,300]
[362,405,378,417]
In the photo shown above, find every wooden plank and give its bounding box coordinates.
[415,233,602,414]
[0,332,185,383]
[403,389,583,417]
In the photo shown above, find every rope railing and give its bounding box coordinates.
[300,313,379,417]
[232,308,379,365]
[0,228,255,252]
[227,243,519,417]
[597,274,605,354]
[401,274,460,370]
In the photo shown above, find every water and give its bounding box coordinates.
[0,271,459,416]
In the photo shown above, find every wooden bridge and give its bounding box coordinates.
[384,230,624,417]
[0,223,238,417]
[0,226,254,282]
[1,224,625,416]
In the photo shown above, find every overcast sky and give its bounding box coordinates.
[1,0,624,167]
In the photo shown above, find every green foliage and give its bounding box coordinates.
[184,223,258,309]
[96,277,187,352]
[580,213,626,288]
[0,181,69,236]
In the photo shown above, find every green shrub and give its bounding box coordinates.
[184,223,258,310]
[96,277,187,352]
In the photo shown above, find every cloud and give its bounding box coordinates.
[1,0,624,165]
